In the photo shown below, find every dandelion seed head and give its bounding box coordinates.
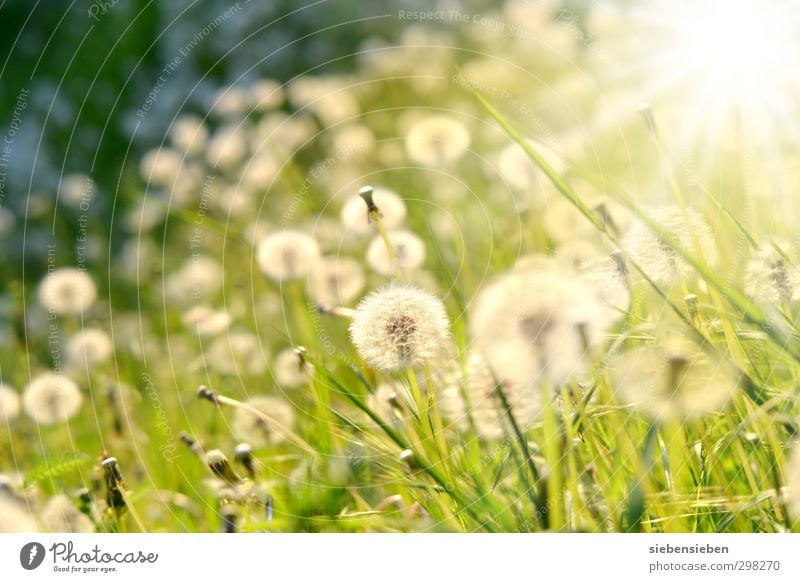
[611,341,736,420]
[0,494,38,532]
[23,373,83,425]
[366,230,426,276]
[207,124,249,172]
[621,206,717,285]
[207,332,267,376]
[249,79,285,111]
[287,75,359,126]
[309,256,365,306]
[231,396,296,447]
[406,115,470,167]
[439,351,543,440]
[59,173,94,209]
[38,268,97,316]
[139,148,183,188]
[256,230,321,282]
[41,494,94,533]
[169,114,208,156]
[471,258,611,386]
[65,328,113,367]
[273,348,311,388]
[0,384,21,423]
[212,86,250,117]
[124,197,167,233]
[744,242,798,305]
[165,256,223,304]
[349,284,450,371]
[340,187,407,236]
[181,306,231,337]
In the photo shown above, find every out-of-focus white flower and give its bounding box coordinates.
[124,197,167,233]
[406,115,470,166]
[0,494,38,532]
[439,351,542,440]
[206,331,267,376]
[331,124,375,159]
[231,395,296,447]
[38,268,97,316]
[0,384,21,423]
[65,328,113,367]
[350,284,450,371]
[165,256,223,304]
[206,124,249,172]
[181,306,231,337]
[249,79,285,111]
[140,148,183,188]
[366,230,426,277]
[309,256,365,306]
[471,257,612,387]
[287,75,359,126]
[256,230,321,282]
[22,373,83,425]
[59,173,94,208]
[169,114,208,156]
[610,340,737,420]
[212,86,250,117]
[273,348,311,388]
[340,187,407,236]
[743,242,799,305]
[41,494,95,533]
[621,206,717,286]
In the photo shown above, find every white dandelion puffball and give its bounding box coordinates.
[22,373,83,425]
[250,78,285,111]
[439,352,543,440]
[139,147,183,188]
[0,384,21,423]
[206,332,267,376]
[610,342,737,420]
[470,258,612,387]
[59,173,94,208]
[406,115,471,167]
[349,284,450,371]
[41,494,95,533]
[169,114,208,156]
[256,230,321,282]
[165,256,223,304]
[366,230,426,277]
[787,443,800,521]
[231,395,296,447]
[181,306,231,337]
[579,253,632,318]
[340,187,407,236]
[621,206,717,286]
[206,124,249,172]
[0,494,38,532]
[65,328,113,367]
[38,268,97,316]
[744,243,798,305]
[309,256,365,306]
[273,348,311,388]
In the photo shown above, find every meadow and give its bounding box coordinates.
[1,0,800,534]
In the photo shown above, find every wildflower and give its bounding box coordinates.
[366,230,426,276]
[349,284,450,371]
[165,256,223,304]
[0,384,21,423]
[181,306,231,337]
[231,396,296,448]
[58,173,94,208]
[470,258,611,387]
[41,494,94,533]
[610,340,737,420]
[273,348,311,388]
[340,187,407,236]
[22,373,83,425]
[621,205,717,285]
[169,114,208,156]
[743,243,798,305]
[309,256,365,306]
[65,328,113,367]
[206,123,249,172]
[256,230,321,282]
[406,115,470,166]
[439,351,543,440]
[124,197,167,233]
[0,494,37,532]
[38,268,97,315]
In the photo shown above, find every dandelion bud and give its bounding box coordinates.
[179,431,204,457]
[398,449,416,468]
[196,385,220,404]
[349,284,450,371]
[234,443,255,479]
[264,493,274,522]
[100,457,126,510]
[341,187,406,235]
[358,185,379,219]
[221,503,238,533]
[206,450,240,484]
